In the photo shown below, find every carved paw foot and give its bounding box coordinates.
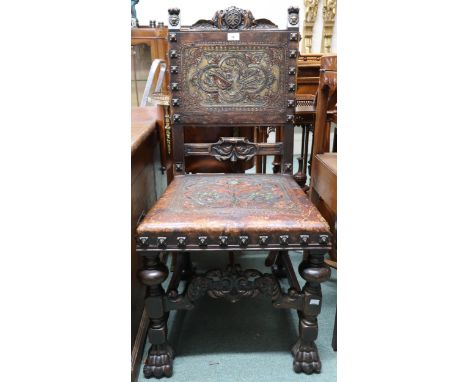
[291,339,321,374]
[143,344,174,379]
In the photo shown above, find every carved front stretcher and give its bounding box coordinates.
[136,6,332,379]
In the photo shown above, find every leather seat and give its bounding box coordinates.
[137,174,329,250]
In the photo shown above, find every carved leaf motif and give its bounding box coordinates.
[189,6,278,30]
[210,138,258,162]
[186,265,280,303]
[191,53,276,105]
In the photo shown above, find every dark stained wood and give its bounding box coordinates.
[307,55,338,353]
[311,153,337,214]
[184,126,254,173]
[310,56,337,158]
[309,55,337,261]
[132,23,255,177]
[131,107,162,154]
[131,106,165,382]
[168,30,295,127]
[135,7,332,378]
[184,138,282,159]
[293,53,322,190]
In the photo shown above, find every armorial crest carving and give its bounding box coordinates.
[210,137,258,162]
[168,8,180,26]
[190,6,278,30]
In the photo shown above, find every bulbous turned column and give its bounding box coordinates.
[292,253,331,374]
[293,156,307,188]
[293,125,307,189]
[139,256,174,379]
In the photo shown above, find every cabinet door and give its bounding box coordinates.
[131,43,152,106]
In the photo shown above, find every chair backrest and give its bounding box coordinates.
[311,55,337,157]
[167,6,300,175]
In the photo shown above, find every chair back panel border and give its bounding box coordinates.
[167,6,299,176]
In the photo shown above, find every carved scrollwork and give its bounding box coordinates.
[321,0,337,53]
[186,265,280,303]
[210,137,258,162]
[190,6,277,30]
[323,0,337,22]
[302,0,319,53]
[189,51,277,106]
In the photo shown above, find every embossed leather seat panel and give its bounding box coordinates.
[137,174,330,249]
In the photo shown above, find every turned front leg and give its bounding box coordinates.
[292,253,331,374]
[139,255,174,379]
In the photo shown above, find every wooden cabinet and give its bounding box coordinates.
[131,25,174,184]
[131,26,169,107]
[131,106,166,381]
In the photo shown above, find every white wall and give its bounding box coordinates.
[311,0,324,52]
[137,0,299,30]
[136,1,335,53]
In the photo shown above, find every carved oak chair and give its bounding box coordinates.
[136,6,332,378]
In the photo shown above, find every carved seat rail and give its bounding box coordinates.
[184,137,282,162]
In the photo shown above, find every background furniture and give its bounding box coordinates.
[136,6,332,379]
[132,25,170,107]
[132,22,256,176]
[310,55,337,264]
[308,55,337,352]
[131,106,167,381]
[132,24,175,185]
[293,53,322,189]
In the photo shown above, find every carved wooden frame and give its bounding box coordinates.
[139,249,331,377]
[167,6,299,176]
[136,7,332,379]
[302,0,320,53]
[320,0,336,53]
[184,137,283,162]
[137,232,331,253]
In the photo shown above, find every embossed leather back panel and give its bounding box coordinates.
[171,31,290,125]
